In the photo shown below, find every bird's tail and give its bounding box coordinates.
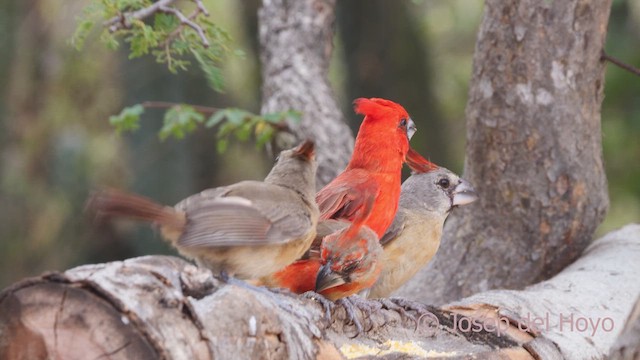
[86,189,186,234]
[405,147,439,173]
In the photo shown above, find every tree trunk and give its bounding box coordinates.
[2,225,638,359]
[258,0,354,188]
[397,0,612,304]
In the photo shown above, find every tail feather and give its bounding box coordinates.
[87,189,186,232]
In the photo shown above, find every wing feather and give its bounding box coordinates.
[316,169,377,221]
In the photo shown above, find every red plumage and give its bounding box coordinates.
[261,98,415,299]
[316,98,412,238]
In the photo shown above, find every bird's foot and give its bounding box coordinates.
[301,291,335,321]
[381,297,440,330]
[336,295,383,337]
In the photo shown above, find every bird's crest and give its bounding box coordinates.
[353,98,409,122]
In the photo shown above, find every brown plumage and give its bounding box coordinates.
[87,140,319,279]
[368,167,478,298]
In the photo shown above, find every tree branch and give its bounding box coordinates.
[158,5,209,48]
[104,0,210,48]
[104,0,178,31]
[602,50,640,77]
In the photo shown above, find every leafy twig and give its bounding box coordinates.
[141,101,292,131]
[104,0,177,32]
[104,0,209,48]
[158,5,209,48]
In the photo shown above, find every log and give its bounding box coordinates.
[1,224,638,359]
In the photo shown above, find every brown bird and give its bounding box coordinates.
[368,167,478,299]
[87,140,319,280]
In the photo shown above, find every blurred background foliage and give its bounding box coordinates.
[0,0,638,288]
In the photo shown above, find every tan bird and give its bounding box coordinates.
[368,167,478,298]
[88,140,319,280]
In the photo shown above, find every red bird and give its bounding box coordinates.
[262,186,382,301]
[260,98,428,300]
[316,98,418,238]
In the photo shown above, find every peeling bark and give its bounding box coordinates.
[258,0,353,188]
[2,225,639,359]
[397,0,612,304]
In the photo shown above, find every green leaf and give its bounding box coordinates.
[255,125,275,149]
[234,121,253,141]
[216,121,236,138]
[154,13,179,33]
[225,108,250,125]
[262,110,302,125]
[159,105,204,140]
[261,113,281,123]
[131,23,160,58]
[285,110,302,123]
[71,19,95,50]
[216,138,228,153]
[193,48,225,93]
[100,30,120,50]
[109,104,145,133]
[206,111,226,128]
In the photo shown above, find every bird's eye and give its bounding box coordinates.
[399,118,408,127]
[438,178,450,189]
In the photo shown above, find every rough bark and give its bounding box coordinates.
[397,0,612,304]
[258,0,354,188]
[2,225,638,360]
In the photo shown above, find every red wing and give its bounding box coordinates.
[316,169,379,221]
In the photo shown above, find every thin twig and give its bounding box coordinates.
[160,6,204,49]
[142,101,220,114]
[193,0,210,17]
[104,0,210,48]
[602,50,640,78]
[159,5,210,48]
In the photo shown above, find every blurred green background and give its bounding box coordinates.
[0,0,638,289]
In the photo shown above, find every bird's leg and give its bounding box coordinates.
[335,295,383,337]
[301,291,335,321]
[377,298,420,328]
